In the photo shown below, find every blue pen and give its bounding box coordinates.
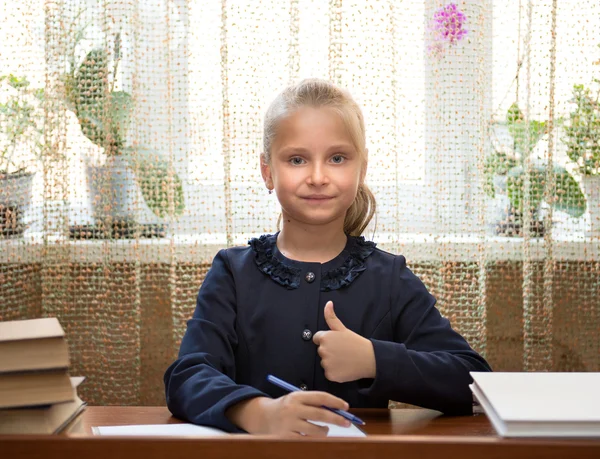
[266,374,366,426]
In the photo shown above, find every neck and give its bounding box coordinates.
[277,214,348,263]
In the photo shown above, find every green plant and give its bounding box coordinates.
[65,35,184,218]
[562,79,600,176]
[486,103,586,219]
[0,74,44,177]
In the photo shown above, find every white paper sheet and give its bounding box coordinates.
[92,423,228,437]
[93,421,366,438]
[308,420,366,437]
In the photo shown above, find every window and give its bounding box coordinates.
[2,0,598,242]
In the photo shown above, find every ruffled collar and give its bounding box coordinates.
[248,233,376,291]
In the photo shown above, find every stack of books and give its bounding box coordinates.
[0,317,86,434]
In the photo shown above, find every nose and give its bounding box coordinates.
[308,162,328,187]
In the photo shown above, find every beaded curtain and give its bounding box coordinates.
[0,0,598,406]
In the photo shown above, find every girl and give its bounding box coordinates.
[164,79,491,437]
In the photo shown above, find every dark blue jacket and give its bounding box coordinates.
[164,234,491,432]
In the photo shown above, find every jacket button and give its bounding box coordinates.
[302,329,312,341]
[305,272,315,283]
[299,383,308,391]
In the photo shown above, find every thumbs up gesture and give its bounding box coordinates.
[312,301,376,383]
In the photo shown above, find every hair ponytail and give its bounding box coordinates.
[344,183,376,236]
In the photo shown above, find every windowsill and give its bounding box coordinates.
[2,232,599,263]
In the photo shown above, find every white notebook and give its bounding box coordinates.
[470,372,600,437]
[93,421,366,438]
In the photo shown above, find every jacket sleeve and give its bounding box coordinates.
[358,255,492,414]
[164,249,268,432]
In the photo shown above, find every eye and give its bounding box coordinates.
[290,157,305,165]
[331,154,346,164]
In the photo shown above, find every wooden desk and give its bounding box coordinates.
[2,406,599,459]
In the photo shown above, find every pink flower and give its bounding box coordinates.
[429,3,468,49]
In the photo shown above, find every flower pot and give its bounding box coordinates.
[85,156,162,228]
[0,172,34,238]
[494,207,545,238]
[582,175,600,238]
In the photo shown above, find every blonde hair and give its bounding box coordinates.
[263,78,376,236]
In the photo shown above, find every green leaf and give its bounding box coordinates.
[124,148,185,218]
[7,74,30,89]
[562,84,600,175]
[506,166,545,213]
[74,90,132,151]
[107,91,133,147]
[484,151,518,198]
[552,167,586,217]
[70,48,133,154]
[507,165,587,218]
[74,49,108,105]
[506,103,547,156]
[75,102,106,148]
[73,49,111,147]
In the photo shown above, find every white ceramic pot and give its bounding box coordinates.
[0,172,33,207]
[582,175,600,238]
[0,172,34,237]
[85,156,160,225]
[486,174,511,235]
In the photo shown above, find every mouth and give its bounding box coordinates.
[301,195,334,201]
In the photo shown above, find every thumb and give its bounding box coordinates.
[324,301,346,331]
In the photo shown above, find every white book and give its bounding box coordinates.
[470,372,600,437]
[93,420,366,438]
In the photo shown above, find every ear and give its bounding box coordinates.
[260,153,274,190]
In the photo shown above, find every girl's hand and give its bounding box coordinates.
[227,392,351,436]
[312,301,376,383]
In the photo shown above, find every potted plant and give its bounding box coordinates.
[562,53,600,237]
[0,74,44,238]
[486,103,586,236]
[64,34,185,236]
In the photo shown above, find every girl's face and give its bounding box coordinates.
[262,106,364,230]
